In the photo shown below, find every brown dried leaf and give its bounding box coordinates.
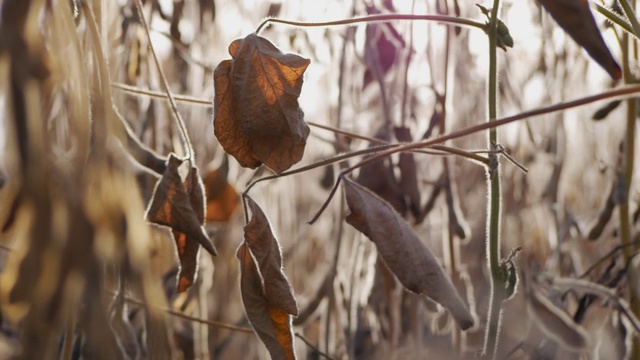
[213,33,311,174]
[357,157,406,215]
[527,288,591,351]
[145,154,217,256]
[173,167,206,293]
[186,166,206,223]
[203,158,239,222]
[173,231,200,293]
[244,196,298,316]
[237,244,296,360]
[538,0,622,80]
[394,126,422,219]
[357,125,406,214]
[343,178,473,330]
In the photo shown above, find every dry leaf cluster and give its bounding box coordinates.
[0,0,639,359]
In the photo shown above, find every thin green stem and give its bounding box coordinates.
[620,28,640,359]
[618,0,640,37]
[483,1,504,359]
[255,14,485,34]
[595,3,635,36]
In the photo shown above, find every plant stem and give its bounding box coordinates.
[483,1,504,359]
[595,3,635,36]
[620,28,640,359]
[133,0,194,161]
[111,82,640,126]
[255,14,485,34]
[618,0,640,37]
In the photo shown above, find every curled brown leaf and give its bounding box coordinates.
[145,154,217,256]
[213,33,311,174]
[244,196,298,316]
[343,178,473,330]
[237,243,296,360]
[148,161,209,292]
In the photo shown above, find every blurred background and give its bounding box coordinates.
[0,0,636,358]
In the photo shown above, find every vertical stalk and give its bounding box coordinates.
[620,29,640,359]
[483,1,504,359]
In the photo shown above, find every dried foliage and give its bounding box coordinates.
[1,0,640,359]
[213,33,311,174]
[238,197,298,359]
[146,154,217,257]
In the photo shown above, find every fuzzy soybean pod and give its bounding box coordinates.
[343,178,474,330]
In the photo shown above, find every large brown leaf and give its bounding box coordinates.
[237,243,296,360]
[343,178,474,330]
[244,196,298,316]
[145,154,217,256]
[537,0,621,80]
[213,33,311,174]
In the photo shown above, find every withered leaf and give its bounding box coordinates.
[213,33,311,174]
[186,165,206,223]
[173,231,200,293]
[357,156,406,215]
[538,0,621,80]
[343,178,473,330]
[357,125,406,215]
[145,154,217,256]
[237,244,296,360]
[592,100,621,121]
[203,157,239,222]
[173,166,206,293]
[394,126,422,219]
[244,196,298,316]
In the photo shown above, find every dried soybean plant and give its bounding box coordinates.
[2,0,640,359]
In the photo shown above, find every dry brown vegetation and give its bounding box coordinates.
[1,0,640,359]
